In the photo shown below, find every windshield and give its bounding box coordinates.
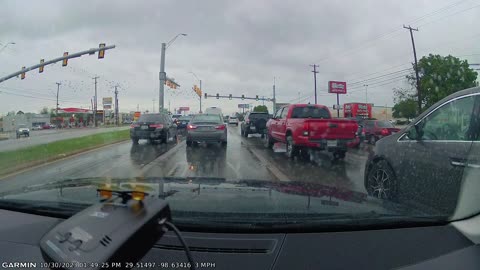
[1,1,479,235]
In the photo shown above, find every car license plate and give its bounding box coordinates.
[327,140,337,147]
[250,126,256,131]
[141,125,149,130]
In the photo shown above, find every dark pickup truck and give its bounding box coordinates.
[265,104,358,160]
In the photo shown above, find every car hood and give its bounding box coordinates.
[0,177,423,218]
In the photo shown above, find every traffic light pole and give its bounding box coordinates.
[159,42,166,113]
[199,80,202,113]
[0,45,115,84]
[205,94,272,102]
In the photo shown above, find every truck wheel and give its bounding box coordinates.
[300,149,311,161]
[186,140,193,147]
[131,137,139,144]
[286,136,298,159]
[264,133,274,149]
[243,130,249,138]
[161,132,169,144]
[333,151,346,161]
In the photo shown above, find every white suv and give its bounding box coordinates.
[228,116,239,126]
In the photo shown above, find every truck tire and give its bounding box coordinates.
[243,129,249,138]
[186,140,193,147]
[161,132,169,144]
[286,136,298,159]
[333,151,346,161]
[131,137,139,144]
[264,133,274,149]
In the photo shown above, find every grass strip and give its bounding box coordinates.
[0,129,129,177]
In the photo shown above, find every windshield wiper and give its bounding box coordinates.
[0,199,89,218]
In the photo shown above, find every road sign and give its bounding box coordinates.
[178,107,190,112]
[328,81,347,94]
[103,97,113,110]
[238,104,250,109]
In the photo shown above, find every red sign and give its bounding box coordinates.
[344,103,372,118]
[328,81,347,94]
[178,107,190,111]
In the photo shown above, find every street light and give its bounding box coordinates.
[159,34,187,113]
[364,84,369,104]
[189,71,202,113]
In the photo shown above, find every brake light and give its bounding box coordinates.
[216,125,226,130]
[187,124,197,130]
[130,124,139,128]
[381,128,389,136]
[150,124,164,129]
[302,122,309,136]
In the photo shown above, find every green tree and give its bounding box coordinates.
[40,107,49,114]
[253,105,268,113]
[392,98,417,119]
[407,54,478,111]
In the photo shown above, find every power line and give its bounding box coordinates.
[0,88,85,104]
[349,68,411,86]
[315,0,472,64]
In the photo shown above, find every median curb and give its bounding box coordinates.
[0,139,129,180]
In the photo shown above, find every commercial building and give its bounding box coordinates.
[1,112,51,132]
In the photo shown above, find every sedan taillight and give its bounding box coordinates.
[216,125,226,130]
[187,124,197,130]
[381,128,389,136]
[150,124,164,129]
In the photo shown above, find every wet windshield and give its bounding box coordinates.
[0,0,479,232]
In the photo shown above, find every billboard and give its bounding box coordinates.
[178,107,190,112]
[238,104,250,109]
[328,81,347,94]
[103,97,113,110]
[133,111,141,121]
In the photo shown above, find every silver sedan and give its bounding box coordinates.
[186,114,227,147]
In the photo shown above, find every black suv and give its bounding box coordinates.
[130,113,177,144]
[241,112,270,137]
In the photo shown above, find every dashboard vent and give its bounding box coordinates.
[155,244,269,254]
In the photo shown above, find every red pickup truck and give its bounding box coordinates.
[265,104,358,160]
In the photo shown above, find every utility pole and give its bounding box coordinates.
[199,79,202,113]
[55,82,61,114]
[159,43,166,113]
[114,86,119,126]
[168,100,171,113]
[137,104,139,111]
[364,84,369,104]
[310,65,319,104]
[262,96,265,106]
[93,76,99,127]
[273,77,276,112]
[152,99,155,113]
[404,25,421,113]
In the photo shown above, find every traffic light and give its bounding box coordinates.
[21,67,26,80]
[98,43,106,59]
[39,59,44,73]
[216,93,219,99]
[62,52,68,66]
[256,95,259,101]
[241,95,245,100]
[229,94,232,100]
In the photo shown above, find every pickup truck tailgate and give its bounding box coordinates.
[307,119,358,140]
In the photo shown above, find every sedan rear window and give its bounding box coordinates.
[291,106,330,119]
[376,121,394,128]
[248,113,269,120]
[192,115,222,123]
[137,114,165,122]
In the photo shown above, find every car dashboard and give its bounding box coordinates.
[0,209,479,269]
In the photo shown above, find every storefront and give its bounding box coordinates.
[56,108,93,128]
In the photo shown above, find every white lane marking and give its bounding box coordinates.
[248,147,290,182]
[141,141,186,172]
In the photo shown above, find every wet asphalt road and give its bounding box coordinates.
[0,125,371,194]
[0,127,128,152]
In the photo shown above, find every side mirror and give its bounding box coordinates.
[407,124,423,140]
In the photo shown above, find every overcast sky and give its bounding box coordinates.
[1,0,479,115]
